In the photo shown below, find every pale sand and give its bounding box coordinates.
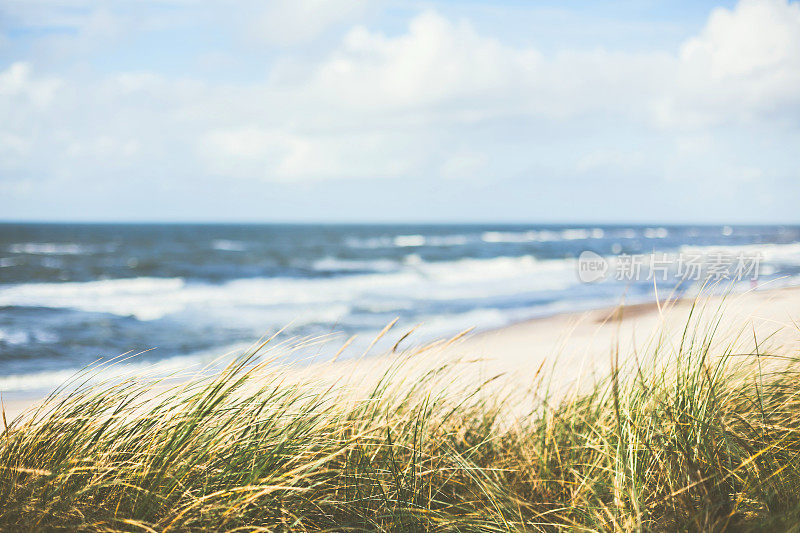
[453,285,800,385]
[319,285,800,403]
[3,285,800,422]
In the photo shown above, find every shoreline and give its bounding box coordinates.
[4,285,800,421]
[454,284,800,379]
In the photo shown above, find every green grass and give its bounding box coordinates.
[3,299,800,531]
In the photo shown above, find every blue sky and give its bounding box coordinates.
[1,0,798,223]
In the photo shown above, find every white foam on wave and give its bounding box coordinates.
[679,242,800,265]
[643,227,669,239]
[481,231,538,243]
[0,277,187,321]
[7,242,109,255]
[211,239,247,252]
[0,341,253,392]
[0,327,59,345]
[0,255,580,323]
[0,328,29,345]
[0,368,81,393]
[561,228,604,240]
[345,233,472,249]
[312,257,399,272]
[4,241,796,332]
[393,234,426,247]
[481,228,606,244]
[344,236,392,249]
[427,235,471,246]
[186,302,352,332]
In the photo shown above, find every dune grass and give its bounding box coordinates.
[2,300,800,531]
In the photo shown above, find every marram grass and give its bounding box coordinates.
[3,301,800,531]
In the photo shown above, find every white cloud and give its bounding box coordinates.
[661,0,800,126]
[440,151,489,180]
[280,10,670,127]
[575,149,647,175]
[244,0,370,46]
[200,127,420,181]
[684,0,800,79]
[65,136,140,160]
[200,128,299,179]
[1,0,799,199]
[0,61,61,108]
[308,11,542,109]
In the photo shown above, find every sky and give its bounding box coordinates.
[1,0,799,224]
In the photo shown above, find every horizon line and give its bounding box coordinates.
[1,219,799,227]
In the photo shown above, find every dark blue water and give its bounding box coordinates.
[2,223,800,392]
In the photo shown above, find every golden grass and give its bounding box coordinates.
[2,299,800,531]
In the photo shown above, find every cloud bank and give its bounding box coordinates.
[1,0,799,221]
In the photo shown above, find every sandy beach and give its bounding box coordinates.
[454,285,800,387]
[5,285,799,423]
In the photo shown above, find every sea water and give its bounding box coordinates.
[1,223,799,394]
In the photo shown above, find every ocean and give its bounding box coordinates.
[2,223,800,395]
